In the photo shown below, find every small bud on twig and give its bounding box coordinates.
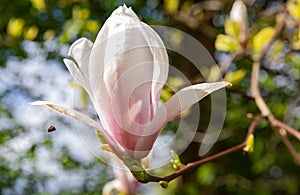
[170,150,185,170]
[159,181,168,188]
[243,134,254,155]
[246,113,254,120]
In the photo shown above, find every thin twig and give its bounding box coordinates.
[251,61,272,116]
[247,115,263,136]
[226,88,254,100]
[268,116,300,165]
[275,127,300,165]
[269,117,300,141]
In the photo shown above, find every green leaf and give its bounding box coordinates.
[286,53,300,69]
[7,18,25,38]
[287,0,300,19]
[224,69,247,85]
[290,30,300,50]
[253,27,275,54]
[243,134,254,154]
[164,0,180,13]
[225,20,240,39]
[271,40,284,57]
[215,34,241,52]
[122,155,150,183]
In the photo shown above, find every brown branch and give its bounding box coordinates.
[275,127,300,165]
[268,116,300,165]
[145,115,262,184]
[249,11,300,164]
[269,117,300,141]
[250,12,285,117]
[247,115,263,137]
[149,143,246,183]
[251,61,272,116]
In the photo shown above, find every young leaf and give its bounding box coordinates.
[253,27,275,54]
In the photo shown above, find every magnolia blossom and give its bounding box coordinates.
[230,0,248,45]
[31,5,230,160]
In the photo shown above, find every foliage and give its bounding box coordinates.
[1,0,300,194]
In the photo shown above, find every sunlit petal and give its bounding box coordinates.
[64,38,93,95]
[163,82,231,121]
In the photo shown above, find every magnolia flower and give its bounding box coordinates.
[230,0,248,45]
[30,5,230,160]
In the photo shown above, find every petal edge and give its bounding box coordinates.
[163,81,231,121]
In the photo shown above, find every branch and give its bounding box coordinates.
[249,11,300,164]
[149,143,245,183]
[251,61,271,116]
[268,116,300,165]
[274,127,300,165]
[269,117,300,141]
[138,115,262,185]
[250,12,285,116]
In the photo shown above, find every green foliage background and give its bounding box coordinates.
[1,0,300,194]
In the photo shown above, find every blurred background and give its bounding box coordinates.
[1,0,300,194]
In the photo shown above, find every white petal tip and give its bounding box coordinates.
[113,4,137,19]
[206,81,232,93]
[28,101,50,106]
[193,81,232,93]
[223,81,232,87]
[211,81,232,88]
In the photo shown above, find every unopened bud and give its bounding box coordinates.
[159,180,168,188]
